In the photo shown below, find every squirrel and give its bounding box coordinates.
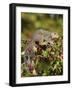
[22,29,59,71]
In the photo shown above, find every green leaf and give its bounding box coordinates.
[42,50,48,57]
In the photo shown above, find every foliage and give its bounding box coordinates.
[21,13,63,77]
[21,35,63,77]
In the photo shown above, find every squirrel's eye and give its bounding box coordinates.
[35,41,39,45]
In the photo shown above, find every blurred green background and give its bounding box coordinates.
[21,13,63,51]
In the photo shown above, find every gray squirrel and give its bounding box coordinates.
[22,29,59,65]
